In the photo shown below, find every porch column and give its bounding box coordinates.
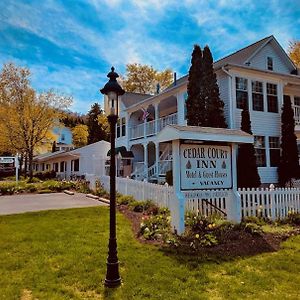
[143,142,148,181]
[154,103,159,134]
[176,92,186,126]
[155,142,160,177]
[143,109,147,138]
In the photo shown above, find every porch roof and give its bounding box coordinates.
[33,150,80,162]
[156,125,253,144]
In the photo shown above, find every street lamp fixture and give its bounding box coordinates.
[100,67,125,288]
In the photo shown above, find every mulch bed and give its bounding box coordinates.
[118,204,300,258]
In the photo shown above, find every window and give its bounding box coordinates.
[121,117,126,137]
[73,159,79,172]
[267,83,278,113]
[53,163,59,172]
[42,163,45,171]
[184,92,188,119]
[60,161,65,172]
[254,136,266,167]
[236,77,248,109]
[61,134,65,142]
[294,96,300,106]
[252,81,264,111]
[117,119,120,138]
[269,137,280,167]
[267,57,273,71]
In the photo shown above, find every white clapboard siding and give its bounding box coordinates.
[249,41,293,74]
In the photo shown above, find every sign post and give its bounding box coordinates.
[15,154,19,184]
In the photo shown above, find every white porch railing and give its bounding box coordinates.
[158,160,172,175]
[129,123,144,140]
[158,113,178,131]
[294,105,300,125]
[239,187,300,220]
[129,113,178,140]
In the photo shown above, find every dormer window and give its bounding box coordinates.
[267,57,273,71]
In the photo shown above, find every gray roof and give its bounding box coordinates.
[121,92,152,108]
[157,125,253,144]
[170,125,251,137]
[162,36,273,94]
[213,35,273,69]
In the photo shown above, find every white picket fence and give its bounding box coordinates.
[184,189,229,217]
[90,175,175,209]
[86,173,300,222]
[238,187,300,220]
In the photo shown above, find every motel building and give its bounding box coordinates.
[108,35,300,186]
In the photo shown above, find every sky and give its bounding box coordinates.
[0,0,300,113]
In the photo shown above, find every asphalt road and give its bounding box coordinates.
[0,192,106,215]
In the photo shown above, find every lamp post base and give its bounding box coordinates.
[104,261,121,288]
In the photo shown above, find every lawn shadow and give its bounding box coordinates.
[159,232,288,269]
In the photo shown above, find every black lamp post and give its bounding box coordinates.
[100,67,125,288]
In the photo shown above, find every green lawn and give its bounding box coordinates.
[0,207,300,300]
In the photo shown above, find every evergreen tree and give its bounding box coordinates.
[278,95,300,186]
[87,103,108,144]
[186,45,206,126]
[202,46,227,128]
[237,106,261,188]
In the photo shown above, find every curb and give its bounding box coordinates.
[64,190,75,195]
[86,194,110,205]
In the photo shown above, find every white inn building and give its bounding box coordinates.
[112,35,300,185]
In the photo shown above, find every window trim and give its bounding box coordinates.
[269,136,280,167]
[236,77,248,109]
[267,56,273,71]
[254,136,266,167]
[267,83,278,113]
[252,81,264,111]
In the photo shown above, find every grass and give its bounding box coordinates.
[0,207,300,299]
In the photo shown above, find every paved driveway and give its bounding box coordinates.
[0,193,106,215]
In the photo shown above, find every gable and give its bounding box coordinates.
[247,39,295,74]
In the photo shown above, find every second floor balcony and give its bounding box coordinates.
[129,113,178,140]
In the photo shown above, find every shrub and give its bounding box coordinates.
[94,180,109,197]
[129,200,145,212]
[242,222,263,235]
[33,170,56,180]
[140,209,171,241]
[286,212,300,225]
[117,195,135,205]
[0,182,16,195]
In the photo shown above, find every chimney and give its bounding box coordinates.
[156,83,160,94]
[174,72,177,86]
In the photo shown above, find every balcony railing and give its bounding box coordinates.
[129,113,178,140]
[294,105,300,125]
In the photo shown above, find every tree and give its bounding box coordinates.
[202,46,227,128]
[0,63,72,180]
[87,103,108,144]
[122,63,173,94]
[72,124,89,148]
[278,95,300,186]
[288,40,300,67]
[237,106,261,188]
[97,114,110,141]
[186,45,206,126]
